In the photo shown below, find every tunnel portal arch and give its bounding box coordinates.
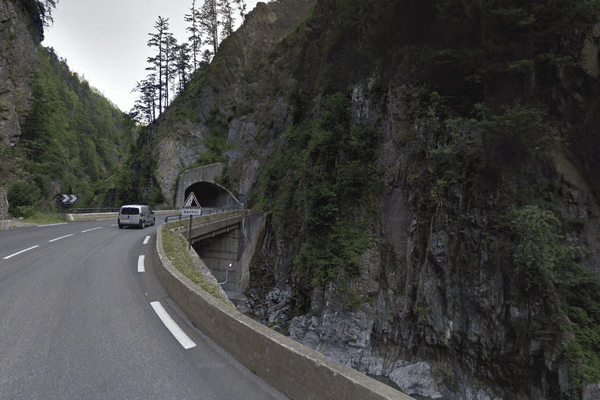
[175,163,241,209]
[184,182,238,208]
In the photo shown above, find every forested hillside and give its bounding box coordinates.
[2,46,162,217]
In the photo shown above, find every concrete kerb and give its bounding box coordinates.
[154,224,412,400]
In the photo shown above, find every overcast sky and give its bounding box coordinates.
[43,0,263,113]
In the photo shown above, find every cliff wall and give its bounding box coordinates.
[153,1,600,399]
[0,0,41,147]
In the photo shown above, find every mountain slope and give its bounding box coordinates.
[3,46,141,215]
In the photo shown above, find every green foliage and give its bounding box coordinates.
[480,103,550,159]
[296,220,369,287]
[7,180,41,217]
[345,289,370,312]
[19,212,67,224]
[258,91,380,288]
[17,46,136,209]
[510,206,566,279]
[287,85,307,125]
[114,126,164,207]
[558,259,600,391]
[510,205,600,393]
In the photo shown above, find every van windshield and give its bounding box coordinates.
[121,207,140,215]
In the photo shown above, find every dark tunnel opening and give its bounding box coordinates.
[184,182,237,208]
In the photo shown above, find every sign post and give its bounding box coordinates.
[182,192,201,249]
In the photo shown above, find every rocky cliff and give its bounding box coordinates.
[0,0,42,148]
[153,1,600,399]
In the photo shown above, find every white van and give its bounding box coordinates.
[118,205,155,229]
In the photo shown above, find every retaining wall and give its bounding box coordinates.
[0,187,7,220]
[154,225,412,400]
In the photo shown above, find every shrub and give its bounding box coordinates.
[7,180,41,217]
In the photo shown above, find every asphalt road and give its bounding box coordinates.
[0,217,288,400]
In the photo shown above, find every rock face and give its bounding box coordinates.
[0,0,42,147]
[153,1,600,399]
[154,0,316,203]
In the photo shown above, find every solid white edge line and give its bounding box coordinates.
[143,236,150,245]
[3,245,40,260]
[37,222,69,227]
[81,227,102,233]
[150,301,196,349]
[49,234,74,243]
[137,255,145,272]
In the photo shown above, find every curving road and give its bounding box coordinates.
[0,217,287,400]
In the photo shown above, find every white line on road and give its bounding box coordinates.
[138,255,145,272]
[143,236,150,245]
[3,245,40,260]
[150,301,196,349]
[81,227,102,233]
[49,234,74,243]
[38,222,68,227]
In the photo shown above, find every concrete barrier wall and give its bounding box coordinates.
[154,226,412,400]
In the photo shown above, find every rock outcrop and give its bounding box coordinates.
[0,0,42,147]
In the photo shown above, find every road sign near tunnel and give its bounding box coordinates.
[183,192,200,208]
[181,208,202,216]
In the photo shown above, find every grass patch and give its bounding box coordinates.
[20,212,68,225]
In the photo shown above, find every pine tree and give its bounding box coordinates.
[130,75,158,124]
[200,0,219,59]
[147,16,170,115]
[175,43,192,94]
[185,0,202,73]
[163,32,178,108]
[218,0,235,38]
[234,0,247,21]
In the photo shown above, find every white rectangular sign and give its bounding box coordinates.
[181,208,202,216]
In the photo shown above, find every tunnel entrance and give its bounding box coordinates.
[184,182,237,208]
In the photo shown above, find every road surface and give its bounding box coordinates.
[0,217,287,400]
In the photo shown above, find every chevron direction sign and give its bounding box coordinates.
[61,194,79,205]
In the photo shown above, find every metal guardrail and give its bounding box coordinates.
[164,206,243,224]
[61,207,121,214]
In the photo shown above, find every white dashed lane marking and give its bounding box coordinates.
[81,227,102,233]
[49,234,74,243]
[3,245,40,260]
[143,236,150,245]
[137,255,145,272]
[150,301,196,349]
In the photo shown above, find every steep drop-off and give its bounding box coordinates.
[153,1,600,399]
